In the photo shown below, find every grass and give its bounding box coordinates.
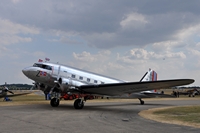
[0,93,49,106]
[153,106,200,124]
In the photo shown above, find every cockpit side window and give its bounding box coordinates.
[33,63,52,70]
[45,65,52,70]
[33,63,39,67]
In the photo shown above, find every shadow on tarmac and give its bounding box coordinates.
[18,101,173,114]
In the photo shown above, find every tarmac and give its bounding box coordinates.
[0,98,199,133]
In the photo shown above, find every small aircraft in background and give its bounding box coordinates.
[178,88,200,97]
[0,86,14,101]
[22,60,194,109]
[0,83,31,101]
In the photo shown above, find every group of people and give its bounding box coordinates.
[172,91,180,97]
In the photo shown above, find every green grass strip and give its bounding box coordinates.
[153,106,200,123]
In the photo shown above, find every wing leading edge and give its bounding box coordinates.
[80,79,194,96]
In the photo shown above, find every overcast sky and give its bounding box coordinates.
[0,0,200,86]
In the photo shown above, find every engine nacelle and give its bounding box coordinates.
[58,78,86,91]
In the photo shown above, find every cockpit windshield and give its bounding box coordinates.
[33,63,52,70]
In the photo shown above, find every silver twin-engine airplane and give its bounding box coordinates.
[22,62,194,109]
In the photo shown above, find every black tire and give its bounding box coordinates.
[140,100,144,105]
[50,98,60,107]
[74,99,84,109]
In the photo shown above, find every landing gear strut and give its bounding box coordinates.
[74,99,84,109]
[138,98,144,105]
[50,91,61,107]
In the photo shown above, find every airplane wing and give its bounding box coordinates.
[79,79,194,96]
[0,93,31,98]
[111,93,176,99]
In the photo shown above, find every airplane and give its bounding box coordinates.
[178,88,200,97]
[0,85,30,101]
[22,61,194,109]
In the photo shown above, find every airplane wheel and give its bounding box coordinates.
[138,98,144,105]
[50,98,60,107]
[74,99,84,109]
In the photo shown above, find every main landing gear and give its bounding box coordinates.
[51,98,60,107]
[138,98,144,105]
[50,92,60,107]
[74,99,84,109]
[50,90,85,109]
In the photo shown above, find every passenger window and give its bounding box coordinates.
[72,74,76,78]
[87,78,90,82]
[79,76,83,80]
[101,82,104,84]
[94,80,97,83]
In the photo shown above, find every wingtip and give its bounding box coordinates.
[183,79,195,85]
[189,79,195,83]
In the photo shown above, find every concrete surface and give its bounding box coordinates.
[0,99,199,133]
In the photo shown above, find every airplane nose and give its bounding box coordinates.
[22,68,29,77]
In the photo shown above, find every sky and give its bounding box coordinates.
[0,0,200,86]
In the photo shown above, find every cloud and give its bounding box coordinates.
[174,23,200,42]
[0,18,39,35]
[0,46,9,58]
[120,12,148,30]
[1,1,199,49]
[117,48,186,63]
[73,50,111,62]
[70,48,188,82]
[0,1,199,85]
[0,18,39,45]
[73,51,96,62]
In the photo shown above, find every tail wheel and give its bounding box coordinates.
[138,98,144,105]
[74,99,84,109]
[50,98,60,107]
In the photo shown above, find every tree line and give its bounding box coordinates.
[0,84,33,90]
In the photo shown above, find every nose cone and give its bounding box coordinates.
[22,68,29,77]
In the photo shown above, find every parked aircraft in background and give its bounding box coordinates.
[22,61,194,109]
[0,83,30,101]
[178,88,200,97]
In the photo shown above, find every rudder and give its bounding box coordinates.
[140,69,158,93]
[140,69,157,82]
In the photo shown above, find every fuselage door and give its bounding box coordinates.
[51,65,60,80]
[57,65,61,80]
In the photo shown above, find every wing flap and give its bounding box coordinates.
[80,79,194,96]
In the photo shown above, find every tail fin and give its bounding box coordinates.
[140,69,157,92]
[140,69,157,82]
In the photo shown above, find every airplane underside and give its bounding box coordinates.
[50,92,86,109]
[49,90,146,109]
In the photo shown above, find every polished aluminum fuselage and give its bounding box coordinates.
[22,62,172,98]
[22,62,125,88]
